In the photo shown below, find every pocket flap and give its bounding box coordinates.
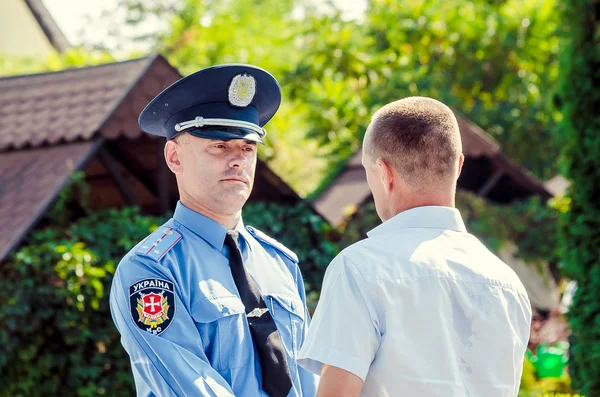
[268,294,305,320]
[194,295,246,323]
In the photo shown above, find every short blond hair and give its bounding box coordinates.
[173,132,191,145]
[365,96,462,190]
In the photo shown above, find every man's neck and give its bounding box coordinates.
[388,191,455,219]
[180,194,241,230]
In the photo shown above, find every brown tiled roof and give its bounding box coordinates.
[0,57,156,151]
[0,55,183,262]
[313,151,371,226]
[314,111,551,226]
[24,0,71,52]
[0,140,100,261]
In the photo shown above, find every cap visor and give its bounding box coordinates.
[187,128,264,144]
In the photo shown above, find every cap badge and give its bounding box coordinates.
[228,73,256,107]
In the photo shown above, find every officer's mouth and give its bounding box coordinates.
[221,177,248,185]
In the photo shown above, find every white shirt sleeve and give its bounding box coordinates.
[297,253,381,381]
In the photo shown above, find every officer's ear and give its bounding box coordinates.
[164,138,184,175]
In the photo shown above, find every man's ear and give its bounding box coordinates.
[376,158,395,194]
[164,140,183,175]
[456,153,464,180]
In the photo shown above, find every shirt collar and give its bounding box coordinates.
[367,206,467,238]
[173,201,248,251]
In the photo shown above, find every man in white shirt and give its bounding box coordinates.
[298,96,532,397]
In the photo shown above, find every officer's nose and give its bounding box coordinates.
[229,152,249,169]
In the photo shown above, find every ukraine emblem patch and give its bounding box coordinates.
[129,278,175,336]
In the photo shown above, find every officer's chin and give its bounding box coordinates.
[220,178,253,194]
[218,189,251,210]
[220,181,250,194]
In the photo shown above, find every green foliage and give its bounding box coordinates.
[554,0,600,394]
[456,191,564,266]
[363,0,562,180]
[107,0,563,195]
[243,202,339,310]
[1,0,564,195]
[336,201,381,249]
[284,0,563,187]
[521,354,540,393]
[0,48,116,78]
[0,202,165,396]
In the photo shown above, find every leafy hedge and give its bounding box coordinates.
[0,205,162,396]
[455,191,564,268]
[554,0,600,394]
[242,202,339,309]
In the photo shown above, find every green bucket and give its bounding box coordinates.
[530,342,569,378]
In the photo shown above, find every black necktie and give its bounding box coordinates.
[224,230,293,397]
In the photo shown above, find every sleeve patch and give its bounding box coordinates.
[135,227,182,261]
[246,226,298,263]
[129,278,176,336]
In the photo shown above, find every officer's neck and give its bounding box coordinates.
[180,195,241,230]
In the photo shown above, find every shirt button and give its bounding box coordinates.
[291,301,296,311]
[222,307,230,315]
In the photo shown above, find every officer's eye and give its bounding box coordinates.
[214,144,227,149]
[244,146,255,152]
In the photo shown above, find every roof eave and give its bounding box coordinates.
[24,0,71,53]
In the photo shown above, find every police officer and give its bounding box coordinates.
[109,64,319,396]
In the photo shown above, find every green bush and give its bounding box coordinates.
[455,191,564,267]
[0,207,164,396]
[554,0,600,394]
[238,202,339,310]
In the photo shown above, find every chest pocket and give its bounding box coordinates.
[266,294,306,360]
[192,295,251,371]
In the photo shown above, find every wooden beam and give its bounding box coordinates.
[105,143,159,197]
[98,147,138,206]
[158,143,171,214]
[477,170,504,198]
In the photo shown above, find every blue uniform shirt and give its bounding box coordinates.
[110,201,319,396]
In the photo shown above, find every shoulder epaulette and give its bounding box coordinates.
[135,227,182,261]
[246,226,298,263]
